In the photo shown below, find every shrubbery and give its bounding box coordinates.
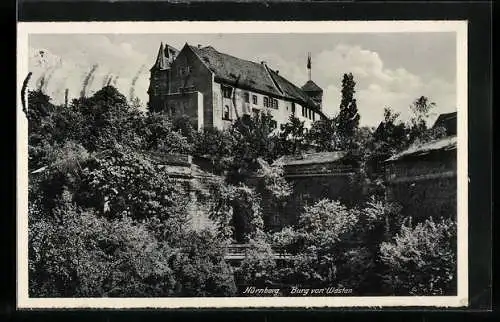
[28,87,237,297]
[27,85,457,297]
[265,199,388,293]
[380,217,457,295]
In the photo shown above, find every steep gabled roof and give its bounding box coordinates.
[151,43,179,71]
[187,44,324,115]
[301,80,323,93]
[188,45,282,97]
[433,111,457,135]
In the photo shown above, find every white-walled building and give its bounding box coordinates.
[148,43,326,131]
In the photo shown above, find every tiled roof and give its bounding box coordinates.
[385,136,457,162]
[151,43,179,71]
[188,44,322,114]
[433,111,457,135]
[189,45,282,97]
[301,80,323,92]
[274,151,348,166]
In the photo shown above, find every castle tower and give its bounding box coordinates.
[147,42,179,112]
[301,52,323,110]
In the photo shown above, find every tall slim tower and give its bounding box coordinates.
[147,42,179,112]
[301,53,323,110]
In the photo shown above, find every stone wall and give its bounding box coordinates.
[385,150,457,220]
[248,163,363,232]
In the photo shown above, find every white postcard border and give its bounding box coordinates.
[16,20,469,309]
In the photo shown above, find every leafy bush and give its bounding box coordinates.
[78,146,189,223]
[169,229,237,297]
[379,217,457,295]
[27,86,237,297]
[267,198,395,293]
[235,231,277,288]
[29,201,176,297]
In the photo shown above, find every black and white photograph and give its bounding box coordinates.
[17,21,468,308]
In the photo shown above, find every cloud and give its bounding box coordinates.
[260,44,455,126]
[28,37,456,126]
[28,35,150,109]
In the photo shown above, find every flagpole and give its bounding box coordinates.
[307,52,312,81]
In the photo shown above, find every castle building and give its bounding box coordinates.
[148,43,326,131]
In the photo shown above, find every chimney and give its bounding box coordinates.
[197,44,202,49]
[64,89,69,108]
[260,61,267,65]
[276,70,279,75]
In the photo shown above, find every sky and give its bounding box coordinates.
[28,32,456,127]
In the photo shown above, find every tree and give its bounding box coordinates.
[336,73,360,149]
[406,96,446,145]
[27,87,238,297]
[68,85,144,152]
[29,202,177,297]
[172,114,198,144]
[269,199,389,292]
[372,107,409,156]
[137,112,193,154]
[380,217,457,295]
[193,127,236,174]
[228,111,280,183]
[305,118,339,152]
[274,114,307,156]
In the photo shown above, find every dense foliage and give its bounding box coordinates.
[380,217,457,295]
[336,73,360,149]
[268,199,388,293]
[27,76,456,297]
[28,87,237,297]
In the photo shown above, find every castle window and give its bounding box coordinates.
[252,95,258,105]
[272,99,279,109]
[178,66,191,77]
[222,85,233,98]
[244,92,250,103]
[292,103,296,115]
[263,97,269,107]
[171,106,176,115]
[309,109,312,119]
[302,106,306,117]
[223,105,231,120]
[312,112,316,121]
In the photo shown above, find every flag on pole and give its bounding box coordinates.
[307,52,311,69]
